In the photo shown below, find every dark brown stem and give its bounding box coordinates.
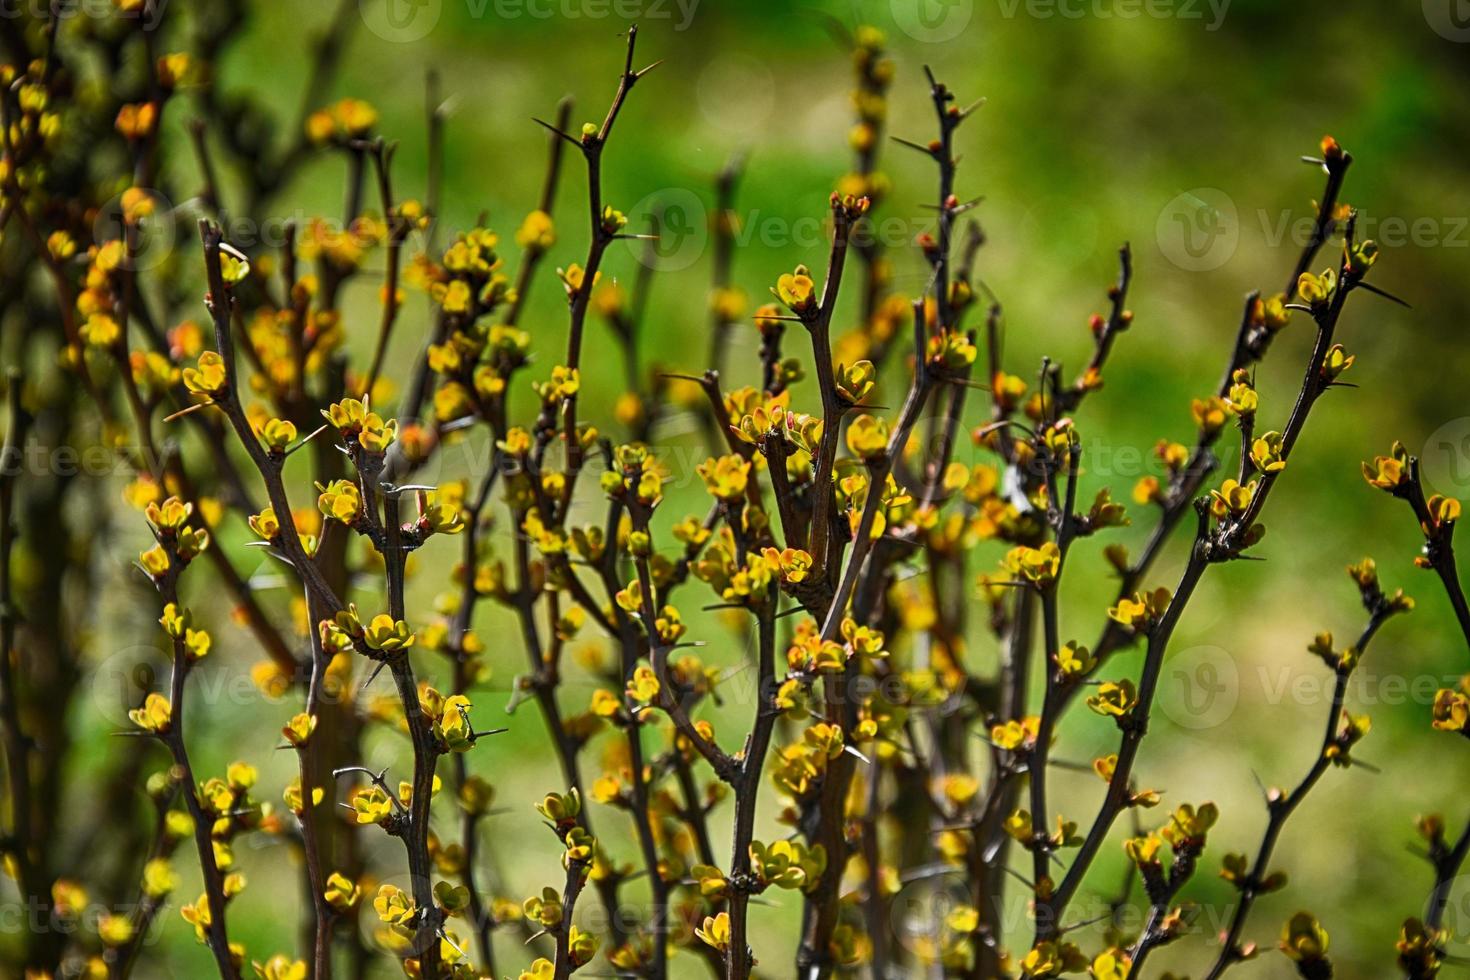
[298,590,335,980]
[160,571,238,978]
[1038,540,1208,938]
[725,603,777,980]
[803,207,858,574]
[1202,616,1389,979]
[551,858,590,980]
[0,370,51,972]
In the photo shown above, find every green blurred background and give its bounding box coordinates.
[51,0,1470,976]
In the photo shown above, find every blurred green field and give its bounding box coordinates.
[39,0,1470,976]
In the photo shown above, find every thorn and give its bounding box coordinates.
[1355,280,1412,309]
[358,660,388,694]
[531,116,581,148]
[889,135,934,156]
[162,402,211,423]
[952,194,987,215]
[439,414,480,432]
[218,240,249,263]
[1060,911,1115,934]
[284,423,331,457]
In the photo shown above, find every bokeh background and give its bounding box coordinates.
[24,0,1470,977]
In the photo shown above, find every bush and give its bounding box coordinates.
[0,7,1465,980]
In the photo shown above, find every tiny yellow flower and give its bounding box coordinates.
[836,360,876,403]
[373,883,416,929]
[626,665,660,704]
[248,507,281,540]
[1086,680,1137,720]
[845,414,890,461]
[252,955,306,980]
[534,788,582,829]
[1280,911,1329,963]
[762,546,814,584]
[258,418,297,453]
[282,713,317,747]
[316,480,362,525]
[217,249,250,285]
[128,693,171,734]
[1005,542,1060,587]
[696,911,731,952]
[80,313,121,347]
[434,694,475,752]
[142,858,178,898]
[774,267,816,314]
[351,786,394,825]
[1107,588,1171,631]
[1191,396,1229,436]
[182,351,227,398]
[1055,642,1095,679]
[362,615,415,652]
[1362,444,1409,492]
[97,913,134,947]
[516,209,556,253]
[1250,431,1287,474]
[1431,689,1469,734]
[1296,269,1336,308]
[697,454,751,502]
[1209,478,1257,519]
[1320,343,1355,382]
